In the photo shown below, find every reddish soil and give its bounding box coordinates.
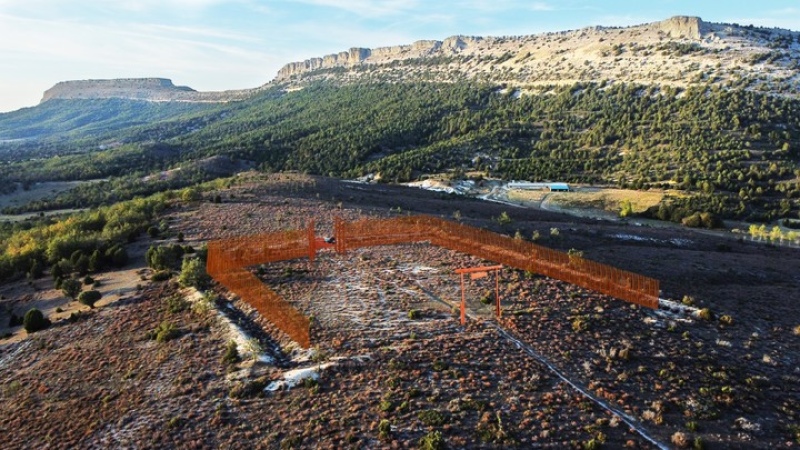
[1,173,798,449]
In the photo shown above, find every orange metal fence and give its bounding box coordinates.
[207,227,313,348]
[208,215,660,348]
[335,215,659,309]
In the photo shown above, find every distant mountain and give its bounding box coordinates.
[0,16,798,225]
[27,15,800,111]
[41,78,257,103]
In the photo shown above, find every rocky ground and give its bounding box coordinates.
[1,173,798,449]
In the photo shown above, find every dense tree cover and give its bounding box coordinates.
[1,166,231,214]
[1,81,798,223]
[0,98,212,141]
[0,195,166,282]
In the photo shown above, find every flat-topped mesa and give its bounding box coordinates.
[41,78,256,103]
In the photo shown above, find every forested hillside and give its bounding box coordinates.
[0,98,213,141]
[1,81,797,223]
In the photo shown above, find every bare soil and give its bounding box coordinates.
[1,173,798,449]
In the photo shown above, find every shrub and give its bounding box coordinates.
[178,258,210,290]
[228,376,269,399]
[145,245,180,270]
[584,438,602,450]
[148,321,179,343]
[693,437,705,450]
[418,409,446,426]
[572,317,589,332]
[222,341,241,366]
[496,211,512,225]
[476,411,512,444]
[147,226,160,238]
[82,275,94,285]
[432,359,448,371]
[379,399,394,412]
[9,312,23,327]
[418,431,445,450]
[151,270,173,282]
[408,309,421,320]
[697,308,713,321]
[61,278,82,300]
[23,308,51,333]
[106,244,129,267]
[77,290,102,308]
[28,260,43,280]
[378,419,392,441]
[181,187,202,202]
[177,232,184,243]
[165,294,189,314]
[719,315,733,326]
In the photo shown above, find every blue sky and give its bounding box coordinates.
[1,0,798,112]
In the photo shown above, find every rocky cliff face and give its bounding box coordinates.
[273,16,800,98]
[657,15,704,39]
[275,36,482,80]
[41,78,256,103]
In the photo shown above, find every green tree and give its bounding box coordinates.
[146,245,181,270]
[61,278,82,300]
[181,187,202,202]
[619,200,634,218]
[23,308,51,333]
[78,290,102,308]
[106,244,129,267]
[88,249,101,272]
[28,260,43,280]
[178,257,210,290]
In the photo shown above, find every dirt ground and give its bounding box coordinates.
[1,239,164,343]
[1,173,798,449]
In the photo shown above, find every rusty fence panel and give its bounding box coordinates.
[207,230,312,348]
[208,214,659,349]
[336,215,659,308]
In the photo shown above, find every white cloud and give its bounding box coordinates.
[461,0,554,12]
[288,0,420,18]
[529,2,554,12]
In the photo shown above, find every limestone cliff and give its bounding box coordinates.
[272,16,799,98]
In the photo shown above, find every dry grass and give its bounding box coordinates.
[507,189,549,203]
[547,189,667,213]
[0,181,91,210]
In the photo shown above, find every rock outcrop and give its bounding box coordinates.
[657,15,704,39]
[276,36,483,80]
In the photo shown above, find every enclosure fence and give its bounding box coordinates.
[207,215,660,348]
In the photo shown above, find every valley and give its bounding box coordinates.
[0,13,798,450]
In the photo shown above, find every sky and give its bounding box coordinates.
[0,0,798,112]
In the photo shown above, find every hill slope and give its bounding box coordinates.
[275,16,800,98]
[0,16,798,224]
